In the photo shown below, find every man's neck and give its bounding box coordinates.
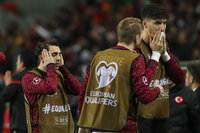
[141,30,150,44]
[17,67,25,73]
[117,42,134,51]
[37,64,46,72]
[191,83,200,91]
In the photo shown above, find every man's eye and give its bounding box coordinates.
[52,53,57,57]
[155,22,161,25]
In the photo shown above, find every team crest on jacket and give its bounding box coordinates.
[32,77,41,85]
[95,61,118,89]
[142,76,148,85]
[175,96,183,104]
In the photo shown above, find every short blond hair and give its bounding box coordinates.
[117,17,142,44]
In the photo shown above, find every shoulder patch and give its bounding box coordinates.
[175,96,183,104]
[33,77,41,85]
[142,76,148,85]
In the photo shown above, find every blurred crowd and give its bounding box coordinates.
[0,0,199,78]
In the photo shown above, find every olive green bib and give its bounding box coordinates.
[138,41,170,119]
[78,48,139,131]
[24,69,74,133]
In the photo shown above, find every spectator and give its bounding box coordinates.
[1,48,37,133]
[0,52,6,133]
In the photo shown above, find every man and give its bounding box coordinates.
[21,41,81,133]
[186,62,200,102]
[78,17,165,133]
[0,52,6,133]
[137,4,185,133]
[1,49,37,133]
[185,62,200,133]
[169,80,200,133]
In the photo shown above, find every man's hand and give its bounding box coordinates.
[41,49,54,68]
[162,33,168,55]
[157,85,165,97]
[60,54,64,66]
[153,80,165,97]
[150,31,164,54]
[4,70,12,86]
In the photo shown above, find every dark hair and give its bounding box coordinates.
[141,3,169,20]
[117,17,142,44]
[187,63,200,84]
[19,49,37,68]
[34,40,60,58]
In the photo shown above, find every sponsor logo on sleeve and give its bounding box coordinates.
[33,77,41,85]
[142,76,148,85]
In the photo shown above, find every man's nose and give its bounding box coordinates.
[56,55,61,60]
[160,24,166,31]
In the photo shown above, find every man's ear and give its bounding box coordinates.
[136,34,139,40]
[21,61,26,70]
[39,55,43,62]
[142,20,147,29]
[135,34,140,44]
[190,75,194,83]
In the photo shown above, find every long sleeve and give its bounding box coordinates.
[1,81,20,103]
[164,50,185,84]
[131,56,160,104]
[59,66,82,95]
[134,48,159,85]
[0,69,27,102]
[145,59,159,84]
[22,64,58,95]
[78,65,90,115]
[21,64,59,131]
[1,72,23,102]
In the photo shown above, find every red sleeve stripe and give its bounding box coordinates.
[10,80,21,84]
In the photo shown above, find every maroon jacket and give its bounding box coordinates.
[121,48,185,133]
[78,46,162,132]
[78,46,185,133]
[22,64,81,133]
